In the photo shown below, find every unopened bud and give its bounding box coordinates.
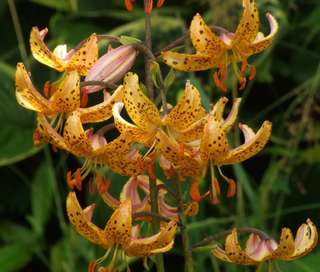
[85,45,137,93]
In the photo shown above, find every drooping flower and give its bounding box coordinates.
[30,27,98,75]
[66,192,177,261]
[212,219,318,265]
[36,108,151,177]
[124,0,165,14]
[97,175,199,219]
[162,0,279,91]
[84,45,138,93]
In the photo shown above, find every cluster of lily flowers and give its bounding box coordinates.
[15,0,318,271]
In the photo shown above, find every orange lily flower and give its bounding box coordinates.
[30,27,98,75]
[212,219,318,265]
[67,192,177,258]
[162,1,279,91]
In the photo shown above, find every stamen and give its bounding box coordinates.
[178,143,185,158]
[33,128,41,145]
[144,0,153,14]
[213,70,227,92]
[88,261,96,272]
[124,0,134,11]
[239,77,247,90]
[227,179,236,198]
[240,60,248,74]
[212,178,221,196]
[189,180,201,202]
[157,0,165,8]
[96,175,111,194]
[66,171,74,190]
[148,161,156,180]
[75,168,83,190]
[249,65,257,81]
[210,162,220,205]
[43,81,50,98]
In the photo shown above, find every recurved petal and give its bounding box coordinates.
[245,234,277,262]
[66,192,111,248]
[212,246,233,263]
[63,111,93,156]
[80,86,124,123]
[190,13,227,54]
[175,117,207,143]
[49,71,80,112]
[271,228,295,260]
[224,229,259,265]
[164,81,206,131]
[289,219,318,260]
[15,63,51,113]
[247,13,279,55]
[233,0,260,47]
[125,220,177,256]
[123,72,161,130]
[218,121,272,165]
[162,51,220,71]
[37,114,69,151]
[67,33,98,76]
[211,97,229,122]
[222,98,241,132]
[30,27,64,71]
[104,200,132,247]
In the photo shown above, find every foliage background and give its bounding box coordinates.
[0,0,320,271]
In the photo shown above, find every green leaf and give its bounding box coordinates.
[0,244,33,272]
[30,0,72,11]
[27,161,54,236]
[119,35,142,45]
[164,68,175,89]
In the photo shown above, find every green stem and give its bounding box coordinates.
[174,180,194,272]
[144,7,154,100]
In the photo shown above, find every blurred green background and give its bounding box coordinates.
[0,0,320,271]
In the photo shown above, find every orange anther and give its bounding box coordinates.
[81,89,89,108]
[96,175,111,194]
[144,0,153,14]
[212,178,221,196]
[50,84,57,96]
[148,162,156,180]
[178,143,185,158]
[88,261,97,272]
[211,195,220,205]
[157,0,165,8]
[43,81,50,98]
[66,171,74,190]
[227,179,236,198]
[249,65,257,81]
[124,0,134,11]
[75,168,82,191]
[189,180,201,202]
[33,128,41,145]
[239,77,247,91]
[213,71,227,92]
[219,63,226,81]
[240,59,248,74]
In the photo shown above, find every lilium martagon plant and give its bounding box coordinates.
[162,0,279,92]
[67,192,177,271]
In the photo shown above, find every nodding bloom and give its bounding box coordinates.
[212,219,318,265]
[124,0,165,14]
[84,45,138,93]
[162,0,279,91]
[15,63,81,115]
[112,72,207,178]
[157,96,272,203]
[36,107,152,177]
[67,192,177,268]
[97,175,199,219]
[30,27,98,75]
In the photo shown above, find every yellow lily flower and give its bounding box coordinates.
[66,192,177,258]
[212,219,318,265]
[30,27,98,75]
[162,1,279,91]
[36,110,151,177]
[15,63,81,115]
[97,175,199,219]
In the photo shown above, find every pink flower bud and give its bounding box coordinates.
[84,45,137,93]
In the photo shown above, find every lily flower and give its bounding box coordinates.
[66,192,177,262]
[30,27,98,75]
[36,109,151,177]
[124,0,165,14]
[97,175,199,219]
[162,1,279,91]
[113,72,207,147]
[84,45,138,93]
[15,63,81,115]
[212,219,318,265]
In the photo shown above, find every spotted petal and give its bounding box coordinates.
[217,121,272,165]
[190,13,227,54]
[123,72,161,130]
[49,71,81,112]
[271,228,295,260]
[30,27,64,71]
[66,192,111,248]
[125,220,177,256]
[80,86,124,123]
[15,63,51,113]
[164,80,206,131]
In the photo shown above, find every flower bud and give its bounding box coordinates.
[84,45,137,93]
